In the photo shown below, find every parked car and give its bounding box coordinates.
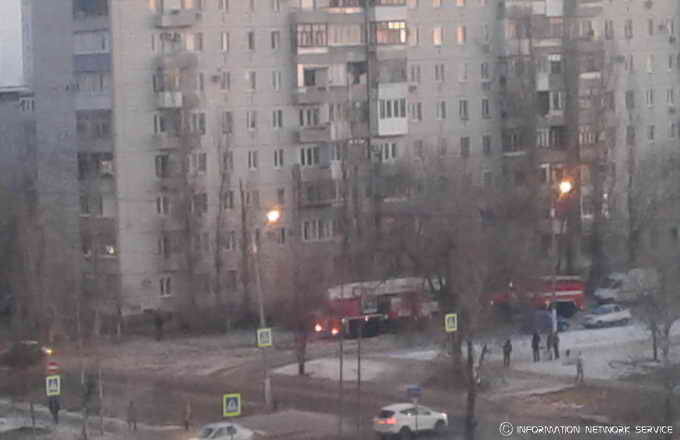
[583,304,632,328]
[189,422,254,440]
[594,268,658,304]
[373,403,448,439]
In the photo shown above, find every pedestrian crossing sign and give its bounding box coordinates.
[445,313,458,333]
[257,328,272,348]
[223,393,241,417]
[46,375,61,397]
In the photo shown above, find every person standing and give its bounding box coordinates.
[48,396,60,425]
[183,400,192,431]
[531,332,540,362]
[575,351,584,384]
[127,400,137,431]
[553,332,560,360]
[503,339,512,367]
[546,332,554,361]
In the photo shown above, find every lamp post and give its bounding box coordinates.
[253,208,281,410]
[551,179,573,333]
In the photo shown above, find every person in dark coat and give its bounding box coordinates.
[531,332,540,362]
[502,339,512,367]
[553,332,560,360]
[48,397,60,425]
[546,332,554,360]
[575,351,584,384]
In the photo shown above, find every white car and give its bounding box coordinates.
[190,422,254,440]
[373,403,448,439]
[583,304,632,328]
[594,268,659,304]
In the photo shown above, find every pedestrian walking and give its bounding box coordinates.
[48,396,60,425]
[553,332,560,360]
[575,351,584,384]
[531,332,540,362]
[502,339,512,367]
[546,332,554,360]
[183,400,192,431]
[127,400,137,431]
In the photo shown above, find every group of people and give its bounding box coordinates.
[531,331,560,361]
[501,331,584,384]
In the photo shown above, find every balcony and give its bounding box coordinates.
[151,132,202,150]
[155,91,183,109]
[294,86,328,105]
[369,3,407,22]
[155,51,199,71]
[155,10,200,28]
[299,124,332,143]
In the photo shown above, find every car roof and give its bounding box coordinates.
[200,421,244,429]
[382,403,416,411]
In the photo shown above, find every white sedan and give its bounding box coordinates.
[583,304,632,328]
[374,403,448,439]
[190,422,254,440]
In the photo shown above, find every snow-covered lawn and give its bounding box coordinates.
[273,357,396,382]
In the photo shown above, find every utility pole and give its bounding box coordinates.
[253,237,272,410]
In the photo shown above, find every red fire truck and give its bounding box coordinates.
[312,277,440,338]
[490,276,586,317]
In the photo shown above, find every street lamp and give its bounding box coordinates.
[551,179,574,333]
[253,208,281,410]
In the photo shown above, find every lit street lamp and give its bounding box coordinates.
[253,208,281,410]
[551,179,574,333]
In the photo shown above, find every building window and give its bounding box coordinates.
[248,150,258,169]
[191,152,207,174]
[272,71,282,91]
[646,54,655,73]
[374,143,398,162]
[459,99,469,120]
[482,170,492,188]
[190,112,206,134]
[435,101,447,120]
[247,110,257,130]
[185,32,203,51]
[481,98,490,118]
[74,31,110,54]
[408,102,423,122]
[409,64,421,83]
[277,188,285,205]
[302,219,334,242]
[409,26,419,46]
[668,122,678,138]
[481,62,490,81]
[648,124,655,142]
[192,193,208,215]
[458,63,468,82]
[271,31,280,50]
[300,145,320,167]
[433,26,443,47]
[456,25,466,44]
[223,190,235,209]
[625,90,635,109]
[299,107,321,126]
[248,71,257,90]
[155,154,170,178]
[460,136,470,157]
[274,148,284,168]
[218,0,229,11]
[372,21,407,45]
[247,31,255,50]
[482,135,491,155]
[604,19,614,39]
[433,0,441,7]
[220,32,230,52]
[379,98,407,119]
[624,19,633,39]
[272,109,283,129]
[435,64,445,81]
[646,88,655,107]
[296,24,328,47]
[218,71,230,90]
[272,0,280,12]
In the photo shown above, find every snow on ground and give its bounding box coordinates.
[274,357,396,382]
[380,323,680,381]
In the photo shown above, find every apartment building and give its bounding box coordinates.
[2,0,669,318]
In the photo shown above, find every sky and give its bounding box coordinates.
[0,0,25,89]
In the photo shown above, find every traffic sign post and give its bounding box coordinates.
[445,313,458,333]
[406,385,422,404]
[223,393,242,417]
[46,361,60,375]
[46,375,61,397]
[257,328,272,348]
